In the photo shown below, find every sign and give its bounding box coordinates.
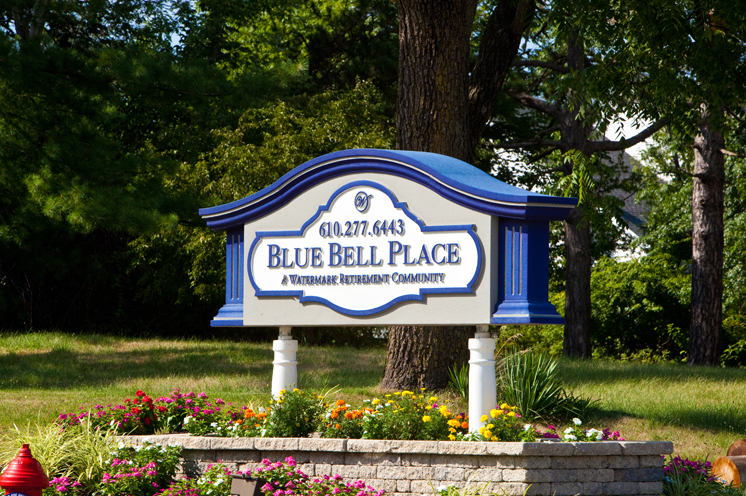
[248,181,481,315]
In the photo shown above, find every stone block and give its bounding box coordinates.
[184,449,216,463]
[468,468,503,482]
[345,453,369,466]
[587,457,611,469]
[437,441,487,455]
[402,453,432,466]
[376,465,405,479]
[433,467,466,481]
[519,443,575,456]
[574,443,622,456]
[297,464,315,476]
[397,479,411,492]
[364,479,397,493]
[614,468,663,482]
[299,438,346,452]
[608,456,639,469]
[307,452,345,465]
[583,481,604,495]
[552,456,591,469]
[411,480,438,493]
[331,464,359,479]
[639,481,663,494]
[577,469,614,483]
[396,440,438,453]
[262,450,306,464]
[493,482,550,495]
[358,466,378,479]
[551,482,584,495]
[639,456,665,468]
[431,454,480,468]
[602,481,639,495]
[211,437,254,450]
[502,469,529,482]
[348,440,393,453]
[619,441,674,456]
[315,464,333,476]
[215,450,260,463]
[368,453,401,466]
[510,457,552,469]
[484,443,524,456]
[254,438,299,451]
[179,437,214,450]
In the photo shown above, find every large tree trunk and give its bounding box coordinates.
[688,112,724,365]
[563,206,592,358]
[383,0,534,390]
[380,326,473,390]
[396,0,476,158]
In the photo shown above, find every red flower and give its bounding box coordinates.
[158,406,167,413]
[136,390,145,397]
[132,408,141,414]
[133,398,139,405]
[144,417,151,425]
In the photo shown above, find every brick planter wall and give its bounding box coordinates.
[125,435,673,496]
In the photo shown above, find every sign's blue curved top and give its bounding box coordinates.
[199,149,577,230]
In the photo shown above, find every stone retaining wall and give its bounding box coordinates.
[125,435,673,496]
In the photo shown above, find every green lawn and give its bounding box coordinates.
[1,331,744,461]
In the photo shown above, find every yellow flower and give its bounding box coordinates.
[496,409,504,416]
[425,405,432,410]
[439,405,450,417]
[421,387,427,391]
[486,423,494,429]
[403,390,413,396]
[385,394,392,398]
[422,415,431,422]
[279,389,287,395]
[490,409,500,418]
[449,434,456,441]
[449,427,456,433]
[508,411,517,417]
[484,430,492,438]
[372,398,381,405]
[448,419,461,428]
[480,415,488,423]
[387,400,394,405]
[293,388,300,392]
[478,426,486,435]
[500,403,509,409]
[429,396,438,403]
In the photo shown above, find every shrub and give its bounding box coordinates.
[358,391,468,441]
[262,388,326,438]
[457,405,536,442]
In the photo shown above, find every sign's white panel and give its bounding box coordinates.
[248,181,482,316]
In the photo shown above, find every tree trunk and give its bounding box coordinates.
[688,112,724,366]
[380,326,473,390]
[563,206,591,358]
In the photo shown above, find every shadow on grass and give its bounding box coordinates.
[559,359,746,435]
[0,343,385,391]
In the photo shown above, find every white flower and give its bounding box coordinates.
[215,479,224,485]
[596,431,603,440]
[572,418,582,425]
[183,416,192,424]
[117,441,126,449]
[564,427,575,434]
[258,407,266,413]
[564,434,577,441]
[210,422,218,428]
[523,424,533,431]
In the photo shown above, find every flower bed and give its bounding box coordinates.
[123,435,673,496]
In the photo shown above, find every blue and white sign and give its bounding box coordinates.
[248,181,482,316]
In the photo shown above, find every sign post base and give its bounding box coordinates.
[272,326,298,397]
[468,325,496,432]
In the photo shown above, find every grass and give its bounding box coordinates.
[1,331,745,461]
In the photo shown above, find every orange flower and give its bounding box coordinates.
[331,412,339,419]
[461,422,469,430]
[344,411,353,419]
[236,419,243,424]
[244,410,256,419]
[336,399,346,406]
[335,423,341,429]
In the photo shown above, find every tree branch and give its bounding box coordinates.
[507,91,564,119]
[583,118,668,153]
[512,59,570,73]
[492,139,562,149]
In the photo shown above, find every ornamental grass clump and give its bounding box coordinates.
[357,391,468,441]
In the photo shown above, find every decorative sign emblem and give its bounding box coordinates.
[248,181,482,315]
[354,191,370,212]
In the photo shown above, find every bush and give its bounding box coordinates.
[262,388,327,438]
